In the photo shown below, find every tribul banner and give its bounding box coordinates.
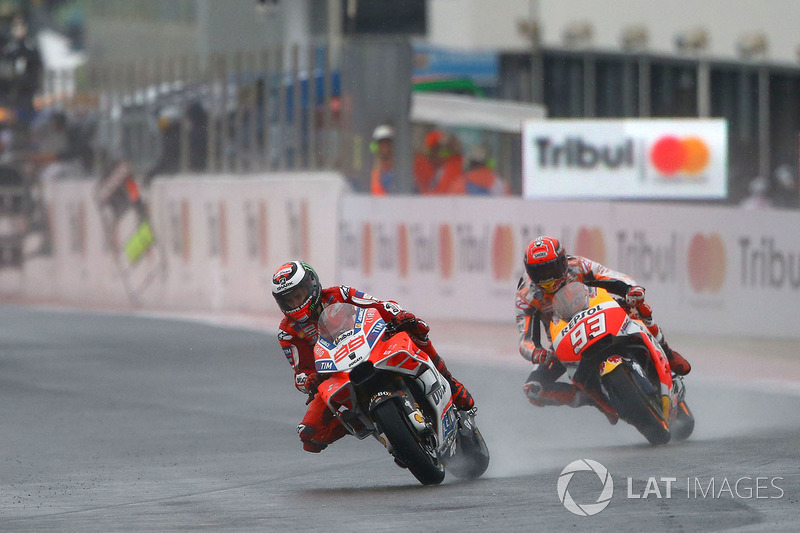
[522,119,728,200]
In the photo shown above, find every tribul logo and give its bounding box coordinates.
[687,233,726,293]
[574,226,606,264]
[558,459,614,516]
[650,136,710,177]
[491,224,515,281]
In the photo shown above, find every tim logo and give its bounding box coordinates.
[316,360,334,372]
[687,233,726,293]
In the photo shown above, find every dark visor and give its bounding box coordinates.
[276,285,310,312]
[527,260,565,283]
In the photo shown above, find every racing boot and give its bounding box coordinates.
[661,342,691,376]
[448,377,475,411]
[297,424,328,453]
[429,352,475,411]
[574,388,619,425]
[637,305,692,377]
[524,378,583,407]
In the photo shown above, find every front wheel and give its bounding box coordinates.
[372,399,445,485]
[601,364,671,446]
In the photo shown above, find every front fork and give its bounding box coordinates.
[368,387,434,453]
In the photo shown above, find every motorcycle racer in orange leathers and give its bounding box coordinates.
[515,237,691,422]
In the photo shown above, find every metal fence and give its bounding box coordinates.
[41,43,343,179]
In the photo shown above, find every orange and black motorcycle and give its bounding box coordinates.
[548,282,695,445]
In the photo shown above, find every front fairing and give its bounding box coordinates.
[548,283,677,421]
[549,284,630,369]
[312,304,458,453]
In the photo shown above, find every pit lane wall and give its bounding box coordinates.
[2,177,799,339]
[338,196,800,339]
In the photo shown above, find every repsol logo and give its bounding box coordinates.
[535,137,636,169]
[567,304,603,330]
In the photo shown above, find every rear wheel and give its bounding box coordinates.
[602,365,671,445]
[372,399,445,485]
[449,425,490,480]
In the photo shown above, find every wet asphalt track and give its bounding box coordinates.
[0,305,798,532]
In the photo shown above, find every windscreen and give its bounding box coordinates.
[551,282,592,321]
[317,303,359,345]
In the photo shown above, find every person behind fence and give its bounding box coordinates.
[0,14,42,125]
[369,123,395,195]
[185,101,208,172]
[413,130,465,195]
[145,106,181,183]
[462,144,510,196]
[740,176,772,209]
[771,164,798,209]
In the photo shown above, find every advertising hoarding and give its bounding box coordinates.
[522,119,728,200]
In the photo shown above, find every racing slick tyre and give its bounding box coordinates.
[671,400,695,442]
[601,364,671,446]
[372,399,445,485]
[448,425,490,480]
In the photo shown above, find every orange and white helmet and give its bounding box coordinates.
[524,236,568,293]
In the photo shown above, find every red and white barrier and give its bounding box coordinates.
[4,175,800,338]
[2,173,345,313]
[339,196,800,338]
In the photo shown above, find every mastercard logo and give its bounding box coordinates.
[439,224,454,280]
[573,226,606,264]
[397,224,409,279]
[491,225,515,281]
[687,233,726,293]
[650,136,710,176]
[362,222,372,277]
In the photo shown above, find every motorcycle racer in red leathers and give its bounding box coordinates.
[515,237,691,422]
[272,260,475,453]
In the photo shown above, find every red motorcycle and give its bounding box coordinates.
[548,282,695,445]
[313,303,490,485]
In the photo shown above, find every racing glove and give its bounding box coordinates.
[625,285,646,307]
[625,286,654,325]
[294,372,310,394]
[393,310,431,345]
[295,372,323,396]
[531,348,558,370]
